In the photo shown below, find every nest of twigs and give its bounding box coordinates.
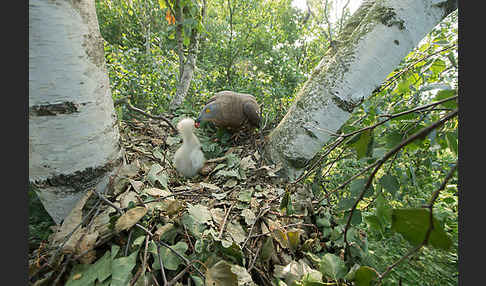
[28,117,357,286]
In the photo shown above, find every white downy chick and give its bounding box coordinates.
[173,118,206,177]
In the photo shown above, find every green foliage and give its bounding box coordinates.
[90,1,459,285]
[28,186,55,250]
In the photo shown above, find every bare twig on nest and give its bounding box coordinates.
[115,96,177,133]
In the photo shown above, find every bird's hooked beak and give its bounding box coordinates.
[195,119,200,128]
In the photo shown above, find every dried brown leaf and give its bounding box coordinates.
[114,207,148,233]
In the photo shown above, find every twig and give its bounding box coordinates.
[242,207,270,250]
[158,240,206,280]
[247,239,262,271]
[157,243,168,285]
[130,234,151,286]
[115,96,177,132]
[218,201,236,239]
[167,264,191,286]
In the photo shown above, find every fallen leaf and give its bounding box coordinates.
[114,207,148,233]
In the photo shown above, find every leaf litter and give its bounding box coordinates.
[29,118,366,286]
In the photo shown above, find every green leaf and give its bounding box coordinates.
[280,190,294,215]
[384,130,403,148]
[319,253,348,281]
[181,212,207,239]
[260,237,274,262]
[94,250,112,282]
[337,198,355,211]
[364,215,383,233]
[187,203,212,225]
[111,245,120,260]
[354,266,378,286]
[391,208,452,250]
[430,59,446,75]
[158,0,166,9]
[350,178,373,198]
[65,264,96,286]
[375,194,392,226]
[350,130,374,159]
[446,131,458,156]
[435,89,457,109]
[218,240,245,266]
[349,210,362,226]
[379,174,400,196]
[152,241,188,270]
[111,249,139,286]
[183,35,190,46]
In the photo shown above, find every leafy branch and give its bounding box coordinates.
[342,109,458,257]
[376,163,457,285]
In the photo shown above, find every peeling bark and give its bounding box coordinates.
[263,0,457,180]
[29,0,122,224]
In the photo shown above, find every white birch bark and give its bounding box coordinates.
[264,0,457,180]
[29,0,122,224]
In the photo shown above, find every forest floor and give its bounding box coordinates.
[29,116,348,286]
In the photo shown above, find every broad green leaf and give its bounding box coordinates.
[385,130,403,148]
[319,253,347,281]
[237,188,253,203]
[280,190,294,215]
[354,266,378,286]
[344,264,361,281]
[364,215,383,233]
[435,89,457,109]
[183,35,190,46]
[94,250,112,282]
[260,237,274,262]
[349,210,362,226]
[287,229,303,250]
[349,179,365,198]
[181,212,207,239]
[111,249,139,286]
[65,264,96,286]
[111,244,120,260]
[337,198,355,211]
[375,194,392,226]
[391,208,452,250]
[379,175,400,196]
[350,130,374,159]
[226,221,247,244]
[218,240,245,266]
[152,241,188,270]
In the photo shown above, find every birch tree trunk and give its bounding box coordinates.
[170,35,200,107]
[29,0,123,224]
[263,0,457,180]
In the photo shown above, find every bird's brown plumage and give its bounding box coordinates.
[196,91,260,130]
